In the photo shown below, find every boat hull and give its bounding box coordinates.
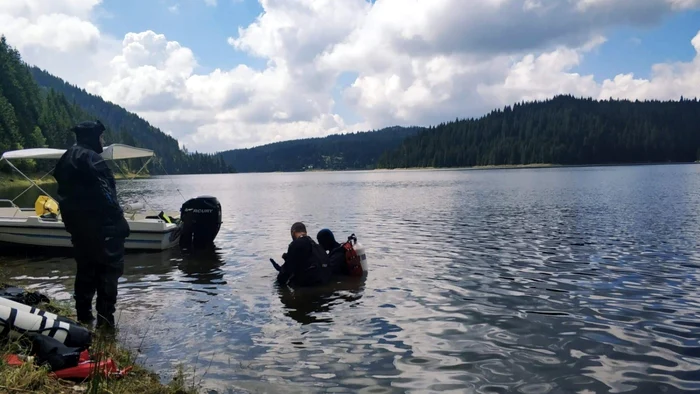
[0,213,181,251]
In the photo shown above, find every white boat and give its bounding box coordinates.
[0,144,184,251]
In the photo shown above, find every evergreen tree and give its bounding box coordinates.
[378,95,700,169]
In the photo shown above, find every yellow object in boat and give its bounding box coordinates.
[35,195,59,216]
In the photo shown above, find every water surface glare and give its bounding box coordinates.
[2,166,700,393]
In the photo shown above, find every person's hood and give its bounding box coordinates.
[317,228,340,251]
[72,120,105,153]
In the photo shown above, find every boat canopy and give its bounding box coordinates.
[1,148,65,161]
[1,144,154,161]
[101,144,154,160]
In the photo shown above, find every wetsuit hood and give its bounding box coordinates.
[317,228,340,252]
[72,120,105,154]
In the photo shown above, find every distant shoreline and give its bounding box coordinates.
[375,161,700,172]
[229,161,700,175]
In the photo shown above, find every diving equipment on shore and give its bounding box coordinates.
[0,289,129,381]
[0,285,50,306]
[179,195,222,249]
[0,303,92,348]
[0,295,78,325]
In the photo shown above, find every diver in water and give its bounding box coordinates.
[317,229,366,277]
[53,120,128,330]
[276,222,332,287]
[316,228,349,276]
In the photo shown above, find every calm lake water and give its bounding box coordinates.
[2,165,700,393]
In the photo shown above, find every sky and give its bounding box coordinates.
[1,0,700,153]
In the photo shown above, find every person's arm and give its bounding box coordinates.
[82,151,123,218]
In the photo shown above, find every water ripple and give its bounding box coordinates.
[2,166,700,393]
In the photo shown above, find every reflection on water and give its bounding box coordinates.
[2,165,700,393]
[177,247,227,286]
[277,276,366,325]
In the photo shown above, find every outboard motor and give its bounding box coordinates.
[179,196,222,249]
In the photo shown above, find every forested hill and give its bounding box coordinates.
[0,36,93,168]
[220,126,424,172]
[28,66,232,175]
[377,95,700,169]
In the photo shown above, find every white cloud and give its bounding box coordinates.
[168,4,179,13]
[2,0,700,153]
[598,31,700,100]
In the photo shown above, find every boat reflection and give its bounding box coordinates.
[175,245,226,285]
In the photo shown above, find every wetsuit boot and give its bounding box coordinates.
[76,307,95,325]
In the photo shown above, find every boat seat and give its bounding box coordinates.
[39,213,59,222]
[145,211,178,223]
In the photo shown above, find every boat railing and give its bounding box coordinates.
[0,199,19,209]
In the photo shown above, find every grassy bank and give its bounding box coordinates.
[0,172,149,189]
[0,287,199,393]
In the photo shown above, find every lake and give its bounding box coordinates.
[2,165,700,393]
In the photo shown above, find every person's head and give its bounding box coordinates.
[290,222,307,240]
[316,228,338,252]
[72,120,106,153]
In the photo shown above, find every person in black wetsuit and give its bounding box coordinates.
[276,222,332,287]
[53,120,129,330]
[316,228,349,276]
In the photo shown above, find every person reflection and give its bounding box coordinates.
[176,245,226,285]
[276,276,366,325]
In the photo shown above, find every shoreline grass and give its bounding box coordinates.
[0,284,200,394]
[0,172,149,189]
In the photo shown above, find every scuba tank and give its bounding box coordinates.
[353,239,368,273]
[0,304,92,348]
[0,296,77,325]
[344,234,368,276]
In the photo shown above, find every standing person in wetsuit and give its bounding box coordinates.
[277,222,331,287]
[317,228,348,276]
[53,120,129,330]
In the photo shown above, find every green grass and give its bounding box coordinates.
[0,289,201,394]
[0,172,149,189]
[0,173,57,189]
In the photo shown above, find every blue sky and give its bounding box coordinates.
[97,0,267,72]
[574,10,700,80]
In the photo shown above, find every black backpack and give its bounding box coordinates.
[294,237,332,286]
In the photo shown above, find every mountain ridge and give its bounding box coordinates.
[219,126,424,173]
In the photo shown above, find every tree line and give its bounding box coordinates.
[219,126,423,172]
[0,35,233,176]
[377,95,700,169]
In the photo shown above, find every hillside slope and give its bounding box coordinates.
[220,126,423,173]
[28,66,232,174]
[378,95,700,169]
[0,36,96,174]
